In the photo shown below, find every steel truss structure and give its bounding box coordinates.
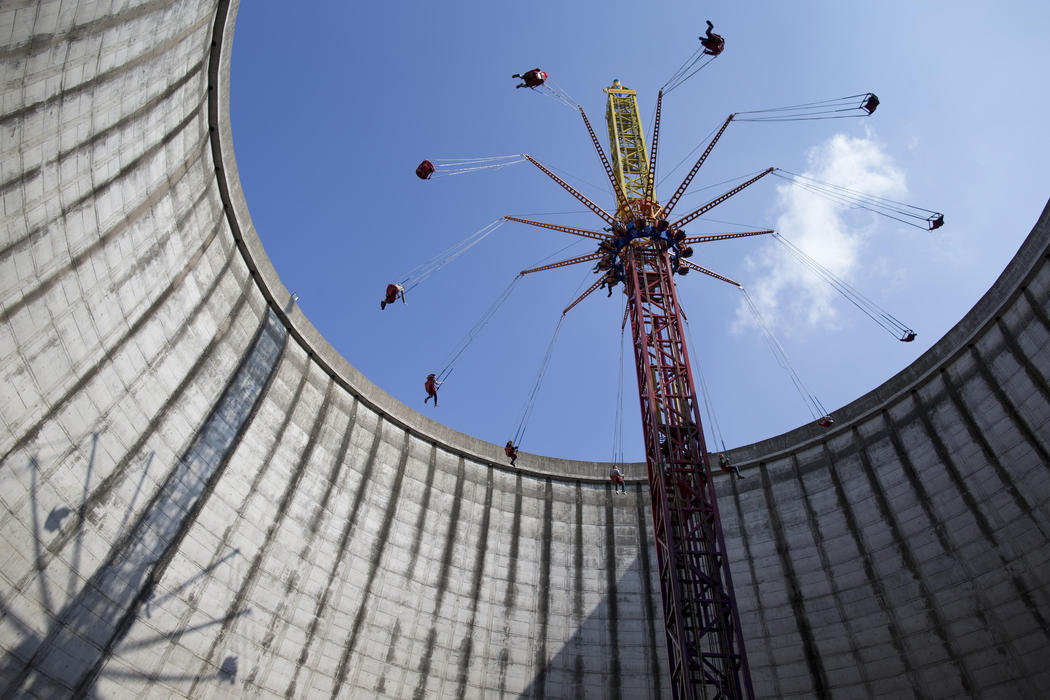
[512,80,770,699]
[624,243,751,699]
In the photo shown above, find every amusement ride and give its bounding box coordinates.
[390,23,942,699]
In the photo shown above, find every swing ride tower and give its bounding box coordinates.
[512,81,777,699]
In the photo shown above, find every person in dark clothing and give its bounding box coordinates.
[505,441,519,466]
[381,283,405,310]
[512,69,548,89]
[718,453,744,479]
[424,373,442,406]
[700,20,725,56]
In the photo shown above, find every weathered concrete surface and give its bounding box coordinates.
[0,1,1047,698]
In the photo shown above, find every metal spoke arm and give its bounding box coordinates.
[681,260,742,287]
[644,90,663,205]
[579,108,634,216]
[520,252,603,276]
[682,229,774,245]
[671,167,775,229]
[504,216,610,242]
[524,154,617,226]
[563,275,608,314]
[662,114,735,218]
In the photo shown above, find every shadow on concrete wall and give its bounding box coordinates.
[0,435,247,693]
[519,556,666,700]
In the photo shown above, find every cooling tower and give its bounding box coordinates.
[1,1,1047,697]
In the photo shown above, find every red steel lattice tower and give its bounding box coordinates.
[513,80,774,698]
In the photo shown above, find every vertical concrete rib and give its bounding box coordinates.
[967,345,1050,463]
[852,426,976,697]
[884,401,1029,690]
[275,412,384,697]
[1,230,237,470]
[496,473,524,698]
[72,310,287,695]
[603,486,621,700]
[937,368,1050,540]
[413,456,467,700]
[330,426,412,698]
[789,453,870,695]
[454,467,495,699]
[573,482,585,700]
[2,308,285,695]
[728,475,781,698]
[633,484,662,699]
[756,462,829,698]
[994,317,1050,403]
[7,273,252,599]
[278,399,360,698]
[820,442,926,698]
[189,371,336,694]
[531,478,554,700]
[908,390,1050,677]
[1021,287,1050,332]
[405,444,438,582]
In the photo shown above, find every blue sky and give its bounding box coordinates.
[231,2,1050,462]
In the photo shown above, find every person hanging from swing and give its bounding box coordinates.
[718,453,745,479]
[424,373,443,406]
[512,68,548,89]
[699,20,725,56]
[610,465,627,494]
[381,283,406,310]
[505,440,519,466]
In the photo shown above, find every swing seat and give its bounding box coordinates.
[928,214,944,230]
[416,160,435,180]
[900,331,916,342]
[817,416,835,428]
[862,94,880,114]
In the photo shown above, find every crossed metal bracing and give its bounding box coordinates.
[625,246,751,699]
[507,81,768,698]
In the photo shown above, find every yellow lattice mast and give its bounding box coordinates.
[604,80,657,219]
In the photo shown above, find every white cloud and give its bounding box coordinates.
[732,131,907,337]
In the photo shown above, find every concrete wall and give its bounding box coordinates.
[0,1,1047,698]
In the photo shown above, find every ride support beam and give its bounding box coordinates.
[520,252,602,276]
[682,229,774,245]
[680,260,742,287]
[661,114,735,218]
[504,216,610,242]
[644,90,663,207]
[523,155,617,225]
[579,108,636,217]
[563,275,609,314]
[671,168,774,229]
[623,245,753,699]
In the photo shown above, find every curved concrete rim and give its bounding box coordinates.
[210,0,1047,482]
